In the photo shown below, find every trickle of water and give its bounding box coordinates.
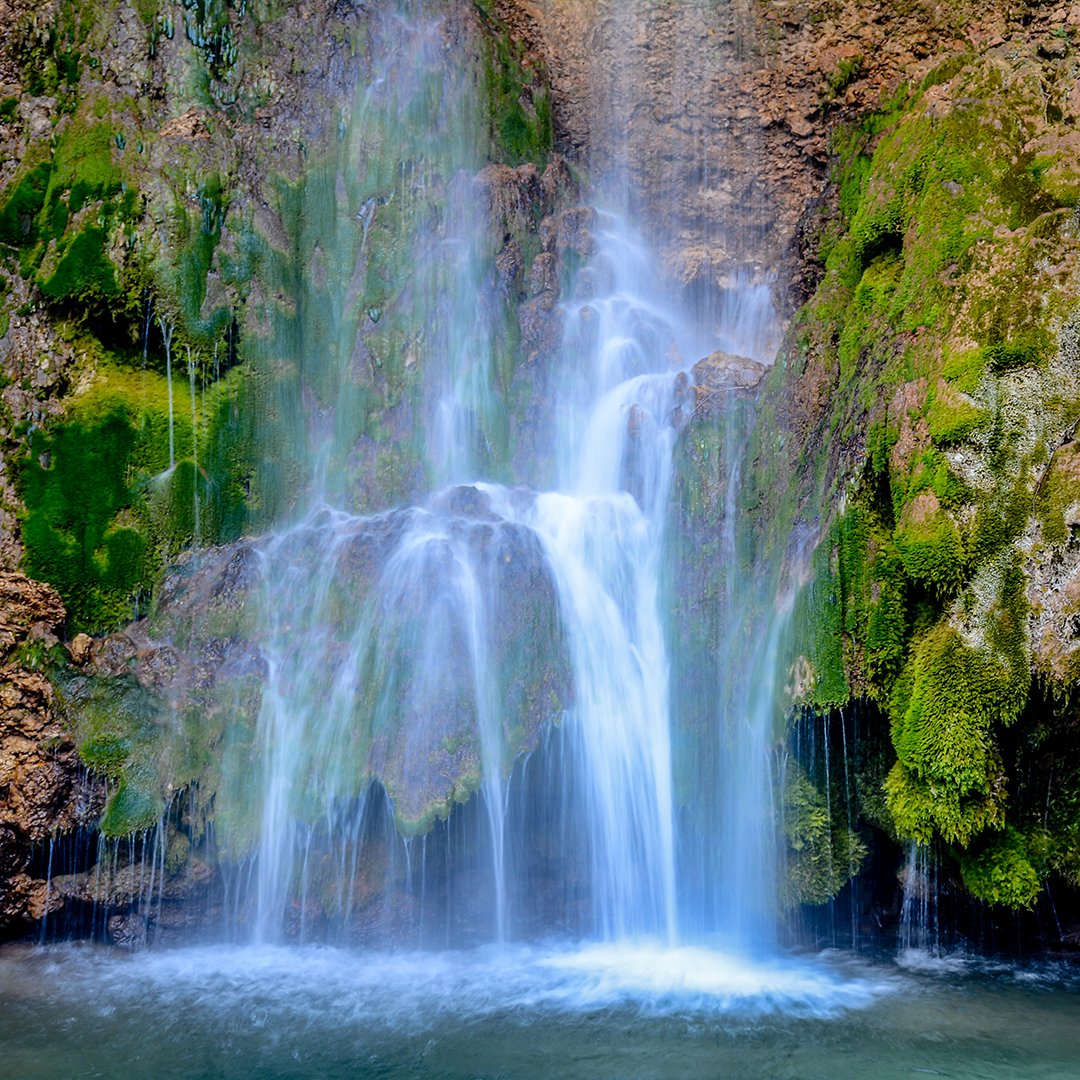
[158,316,175,471]
[186,345,200,545]
[899,842,940,957]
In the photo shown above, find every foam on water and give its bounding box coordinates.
[1,942,898,1029]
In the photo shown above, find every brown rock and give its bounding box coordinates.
[159,108,211,140]
[0,572,64,657]
[0,573,90,934]
[68,633,94,666]
[691,350,767,414]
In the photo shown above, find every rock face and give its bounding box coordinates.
[61,486,571,848]
[691,350,767,416]
[0,572,94,932]
[499,0,996,314]
[2,0,1080,938]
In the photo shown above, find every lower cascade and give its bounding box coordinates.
[236,210,729,948]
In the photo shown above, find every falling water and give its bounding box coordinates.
[157,317,176,471]
[186,345,200,544]
[899,843,941,958]
[203,0,786,953]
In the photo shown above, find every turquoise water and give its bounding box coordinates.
[2,942,1077,1078]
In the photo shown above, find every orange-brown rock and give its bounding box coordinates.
[0,573,93,934]
[500,0,1021,320]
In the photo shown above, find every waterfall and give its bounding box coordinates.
[201,0,788,951]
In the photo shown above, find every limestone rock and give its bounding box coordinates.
[0,573,92,935]
[691,350,767,415]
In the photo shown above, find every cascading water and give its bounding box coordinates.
[204,0,795,951]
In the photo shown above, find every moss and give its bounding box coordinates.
[100,777,162,836]
[0,161,54,248]
[823,55,863,100]
[863,540,908,693]
[925,385,989,446]
[885,607,1028,846]
[960,827,1044,909]
[38,224,119,301]
[480,15,553,166]
[782,763,868,906]
[893,496,967,598]
[884,759,1004,846]
[20,407,140,632]
[1035,443,1080,546]
[982,336,1046,373]
[162,174,230,339]
[16,347,241,632]
[79,733,131,777]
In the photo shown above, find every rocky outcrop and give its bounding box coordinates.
[0,572,94,933]
[60,486,572,848]
[502,0,1077,319]
[691,350,767,416]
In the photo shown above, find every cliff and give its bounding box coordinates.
[1,0,1078,940]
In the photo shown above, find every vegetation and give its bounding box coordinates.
[746,45,1080,910]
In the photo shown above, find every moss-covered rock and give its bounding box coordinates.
[755,39,1080,910]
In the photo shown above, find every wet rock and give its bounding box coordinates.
[529,251,559,297]
[68,633,94,667]
[0,573,90,935]
[691,350,767,415]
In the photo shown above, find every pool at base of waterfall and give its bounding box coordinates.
[1,942,1078,1078]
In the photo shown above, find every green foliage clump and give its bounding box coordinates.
[782,763,868,905]
[960,827,1044,909]
[100,776,162,836]
[892,495,967,598]
[883,757,1003,847]
[886,595,1028,846]
[480,17,553,166]
[0,161,54,248]
[39,224,119,301]
[1035,444,1080,546]
[15,350,248,632]
[20,407,145,632]
[982,336,1046,373]
[62,671,168,836]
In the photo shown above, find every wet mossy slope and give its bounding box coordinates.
[752,36,1080,911]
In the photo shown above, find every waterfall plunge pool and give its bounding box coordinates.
[2,941,1078,1078]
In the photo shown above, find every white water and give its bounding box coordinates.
[147,0,794,958]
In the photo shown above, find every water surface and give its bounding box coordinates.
[2,942,1077,1078]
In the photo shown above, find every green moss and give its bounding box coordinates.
[942,348,988,393]
[16,350,236,632]
[782,763,868,906]
[20,407,139,632]
[863,540,908,694]
[0,160,54,248]
[925,387,989,446]
[960,827,1044,909]
[885,606,1028,846]
[481,18,552,166]
[884,759,1004,846]
[79,733,131,777]
[981,336,1046,373]
[1035,444,1080,546]
[101,777,161,836]
[39,225,119,301]
[893,497,967,598]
